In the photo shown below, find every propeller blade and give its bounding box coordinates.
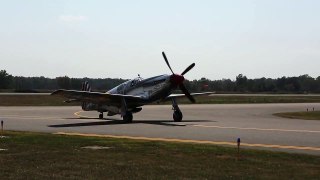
[181,63,195,76]
[162,51,174,74]
[179,83,195,103]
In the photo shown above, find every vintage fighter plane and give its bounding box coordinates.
[51,52,213,123]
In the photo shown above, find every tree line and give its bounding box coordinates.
[1,70,320,93]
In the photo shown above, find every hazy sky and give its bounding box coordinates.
[1,0,319,80]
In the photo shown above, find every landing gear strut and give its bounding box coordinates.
[171,98,183,122]
[99,112,103,119]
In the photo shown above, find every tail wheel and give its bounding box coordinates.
[123,112,133,123]
[173,110,183,122]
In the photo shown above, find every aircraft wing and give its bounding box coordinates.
[51,89,144,106]
[166,92,215,100]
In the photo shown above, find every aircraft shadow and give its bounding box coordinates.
[48,119,213,128]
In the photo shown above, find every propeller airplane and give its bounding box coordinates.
[51,52,214,123]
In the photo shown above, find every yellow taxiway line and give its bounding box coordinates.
[54,132,320,151]
[74,111,93,119]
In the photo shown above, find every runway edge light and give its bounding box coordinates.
[1,120,3,137]
[237,138,241,159]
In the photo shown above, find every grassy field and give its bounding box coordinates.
[0,131,320,179]
[274,111,320,120]
[1,94,320,106]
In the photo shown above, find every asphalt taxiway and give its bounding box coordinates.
[1,104,320,155]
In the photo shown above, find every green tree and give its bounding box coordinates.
[298,74,316,93]
[0,70,13,89]
[56,76,71,89]
[236,74,248,92]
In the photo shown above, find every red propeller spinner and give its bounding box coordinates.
[170,74,185,86]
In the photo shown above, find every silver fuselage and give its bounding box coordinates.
[108,74,172,100]
[88,74,174,115]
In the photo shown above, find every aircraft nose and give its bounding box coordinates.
[170,74,185,86]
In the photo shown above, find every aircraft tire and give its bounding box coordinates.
[123,112,133,123]
[173,110,183,122]
[99,113,103,119]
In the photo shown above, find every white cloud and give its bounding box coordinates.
[59,15,88,22]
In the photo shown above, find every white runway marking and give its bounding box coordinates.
[1,114,59,120]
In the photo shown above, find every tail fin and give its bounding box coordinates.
[81,81,92,111]
[81,81,91,92]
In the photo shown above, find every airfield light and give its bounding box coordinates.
[237,138,241,158]
[1,120,3,135]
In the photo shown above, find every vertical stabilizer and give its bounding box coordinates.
[81,81,91,111]
[81,81,92,92]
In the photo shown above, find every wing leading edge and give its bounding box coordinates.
[51,89,144,106]
[166,92,215,100]
[52,89,215,105]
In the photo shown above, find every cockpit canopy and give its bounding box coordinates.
[130,76,143,87]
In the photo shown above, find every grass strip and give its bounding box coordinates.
[0,131,320,179]
[274,111,320,120]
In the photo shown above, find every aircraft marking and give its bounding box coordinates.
[54,132,320,151]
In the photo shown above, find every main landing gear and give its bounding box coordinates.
[99,111,132,123]
[123,111,133,123]
[171,98,183,122]
[173,110,183,122]
[121,97,133,123]
[99,112,104,119]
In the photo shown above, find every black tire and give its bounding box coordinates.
[173,110,183,122]
[123,112,133,123]
[99,113,103,119]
